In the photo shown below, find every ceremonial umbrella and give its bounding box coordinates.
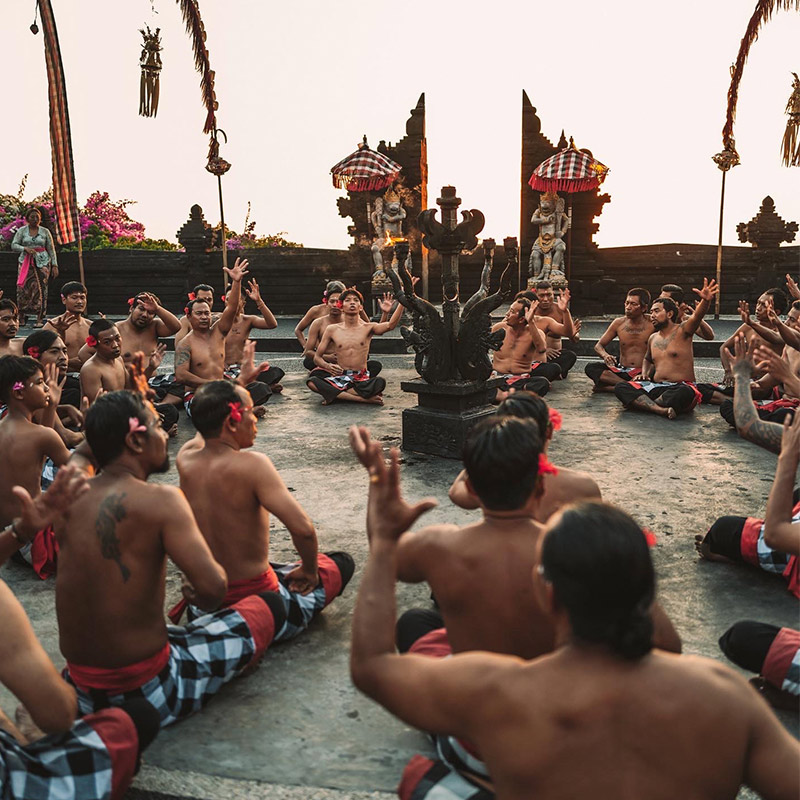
[528,140,609,279]
[330,136,402,192]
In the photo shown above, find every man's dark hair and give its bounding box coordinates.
[340,288,364,304]
[89,318,115,339]
[192,284,214,296]
[185,298,210,316]
[515,296,531,320]
[627,288,651,308]
[0,299,18,316]
[0,355,42,402]
[22,330,59,359]
[496,391,549,440]
[535,281,552,291]
[660,284,684,303]
[764,287,788,315]
[652,296,679,322]
[462,416,544,511]
[541,502,654,660]
[60,281,86,297]
[85,391,150,468]
[191,380,242,438]
[791,300,800,313]
[515,290,537,303]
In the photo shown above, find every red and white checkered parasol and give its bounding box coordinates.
[331,137,402,193]
[529,143,608,194]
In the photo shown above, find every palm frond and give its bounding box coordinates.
[723,0,800,154]
[175,0,218,135]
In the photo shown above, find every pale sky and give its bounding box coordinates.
[1,0,798,250]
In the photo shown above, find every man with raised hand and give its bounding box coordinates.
[348,445,799,799]
[57,390,287,727]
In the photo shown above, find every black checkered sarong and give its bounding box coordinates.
[185,553,352,643]
[0,707,139,800]
[65,596,276,727]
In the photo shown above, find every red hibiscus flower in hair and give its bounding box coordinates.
[538,454,558,476]
[26,345,41,359]
[85,335,98,347]
[188,292,196,301]
[227,401,242,422]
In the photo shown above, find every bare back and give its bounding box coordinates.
[178,448,270,582]
[404,520,555,659]
[56,475,175,667]
[537,468,601,523]
[0,417,55,525]
[467,650,776,800]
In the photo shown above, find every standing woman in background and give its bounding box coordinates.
[11,207,58,328]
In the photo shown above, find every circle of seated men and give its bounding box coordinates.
[0,268,796,798]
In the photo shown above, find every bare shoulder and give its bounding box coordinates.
[79,356,98,375]
[405,522,460,550]
[558,466,601,498]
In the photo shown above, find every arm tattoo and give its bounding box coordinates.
[733,372,782,454]
[95,493,131,581]
[176,346,191,366]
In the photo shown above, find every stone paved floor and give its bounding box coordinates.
[1,353,797,799]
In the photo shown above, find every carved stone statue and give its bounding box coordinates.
[370,189,407,272]
[528,191,569,281]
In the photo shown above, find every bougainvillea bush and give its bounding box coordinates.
[0,178,301,252]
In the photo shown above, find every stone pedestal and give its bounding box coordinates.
[401,378,501,459]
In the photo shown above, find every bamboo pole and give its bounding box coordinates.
[714,169,727,320]
[217,173,228,291]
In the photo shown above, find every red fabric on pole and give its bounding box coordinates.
[39,0,79,245]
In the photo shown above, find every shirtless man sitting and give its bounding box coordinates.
[351,418,678,665]
[80,318,177,434]
[302,287,389,376]
[697,405,800,711]
[173,380,354,639]
[0,355,74,577]
[175,259,274,415]
[350,469,799,800]
[175,284,218,348]
[0,465,160,800]
[44,281,91,412]
[58,390,287,727]
[22,330,84,448]
[530,281,577,378]
[294,280,369,350]
[223,278,284,393]
[449,391,601,522]
[490,297,558,400]
[660,283,715,341]
[614,279,718,419]
[0,299,22,357]
[720,303,800,427]
[585,288,654,391]
[719,288,787,385]
[308,288,402,405]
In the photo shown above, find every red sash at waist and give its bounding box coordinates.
[30,525,58,580]
[167,566,279,623]
[67,642,170,694]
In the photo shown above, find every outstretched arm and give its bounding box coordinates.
[683,278,718,337]
[217,258,249,336]
[348,426,506,736]
[738,301,783,347]
[245,279,278,329]
[294,308,318,349]
[371,297,404,335]
[731,335,783,454]
[763,412,800,556]
[448,468,480,510]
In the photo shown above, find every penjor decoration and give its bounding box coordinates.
[781,72,800,167]
[138,25,162,118]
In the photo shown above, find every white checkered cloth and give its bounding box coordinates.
[0,707,137,800]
